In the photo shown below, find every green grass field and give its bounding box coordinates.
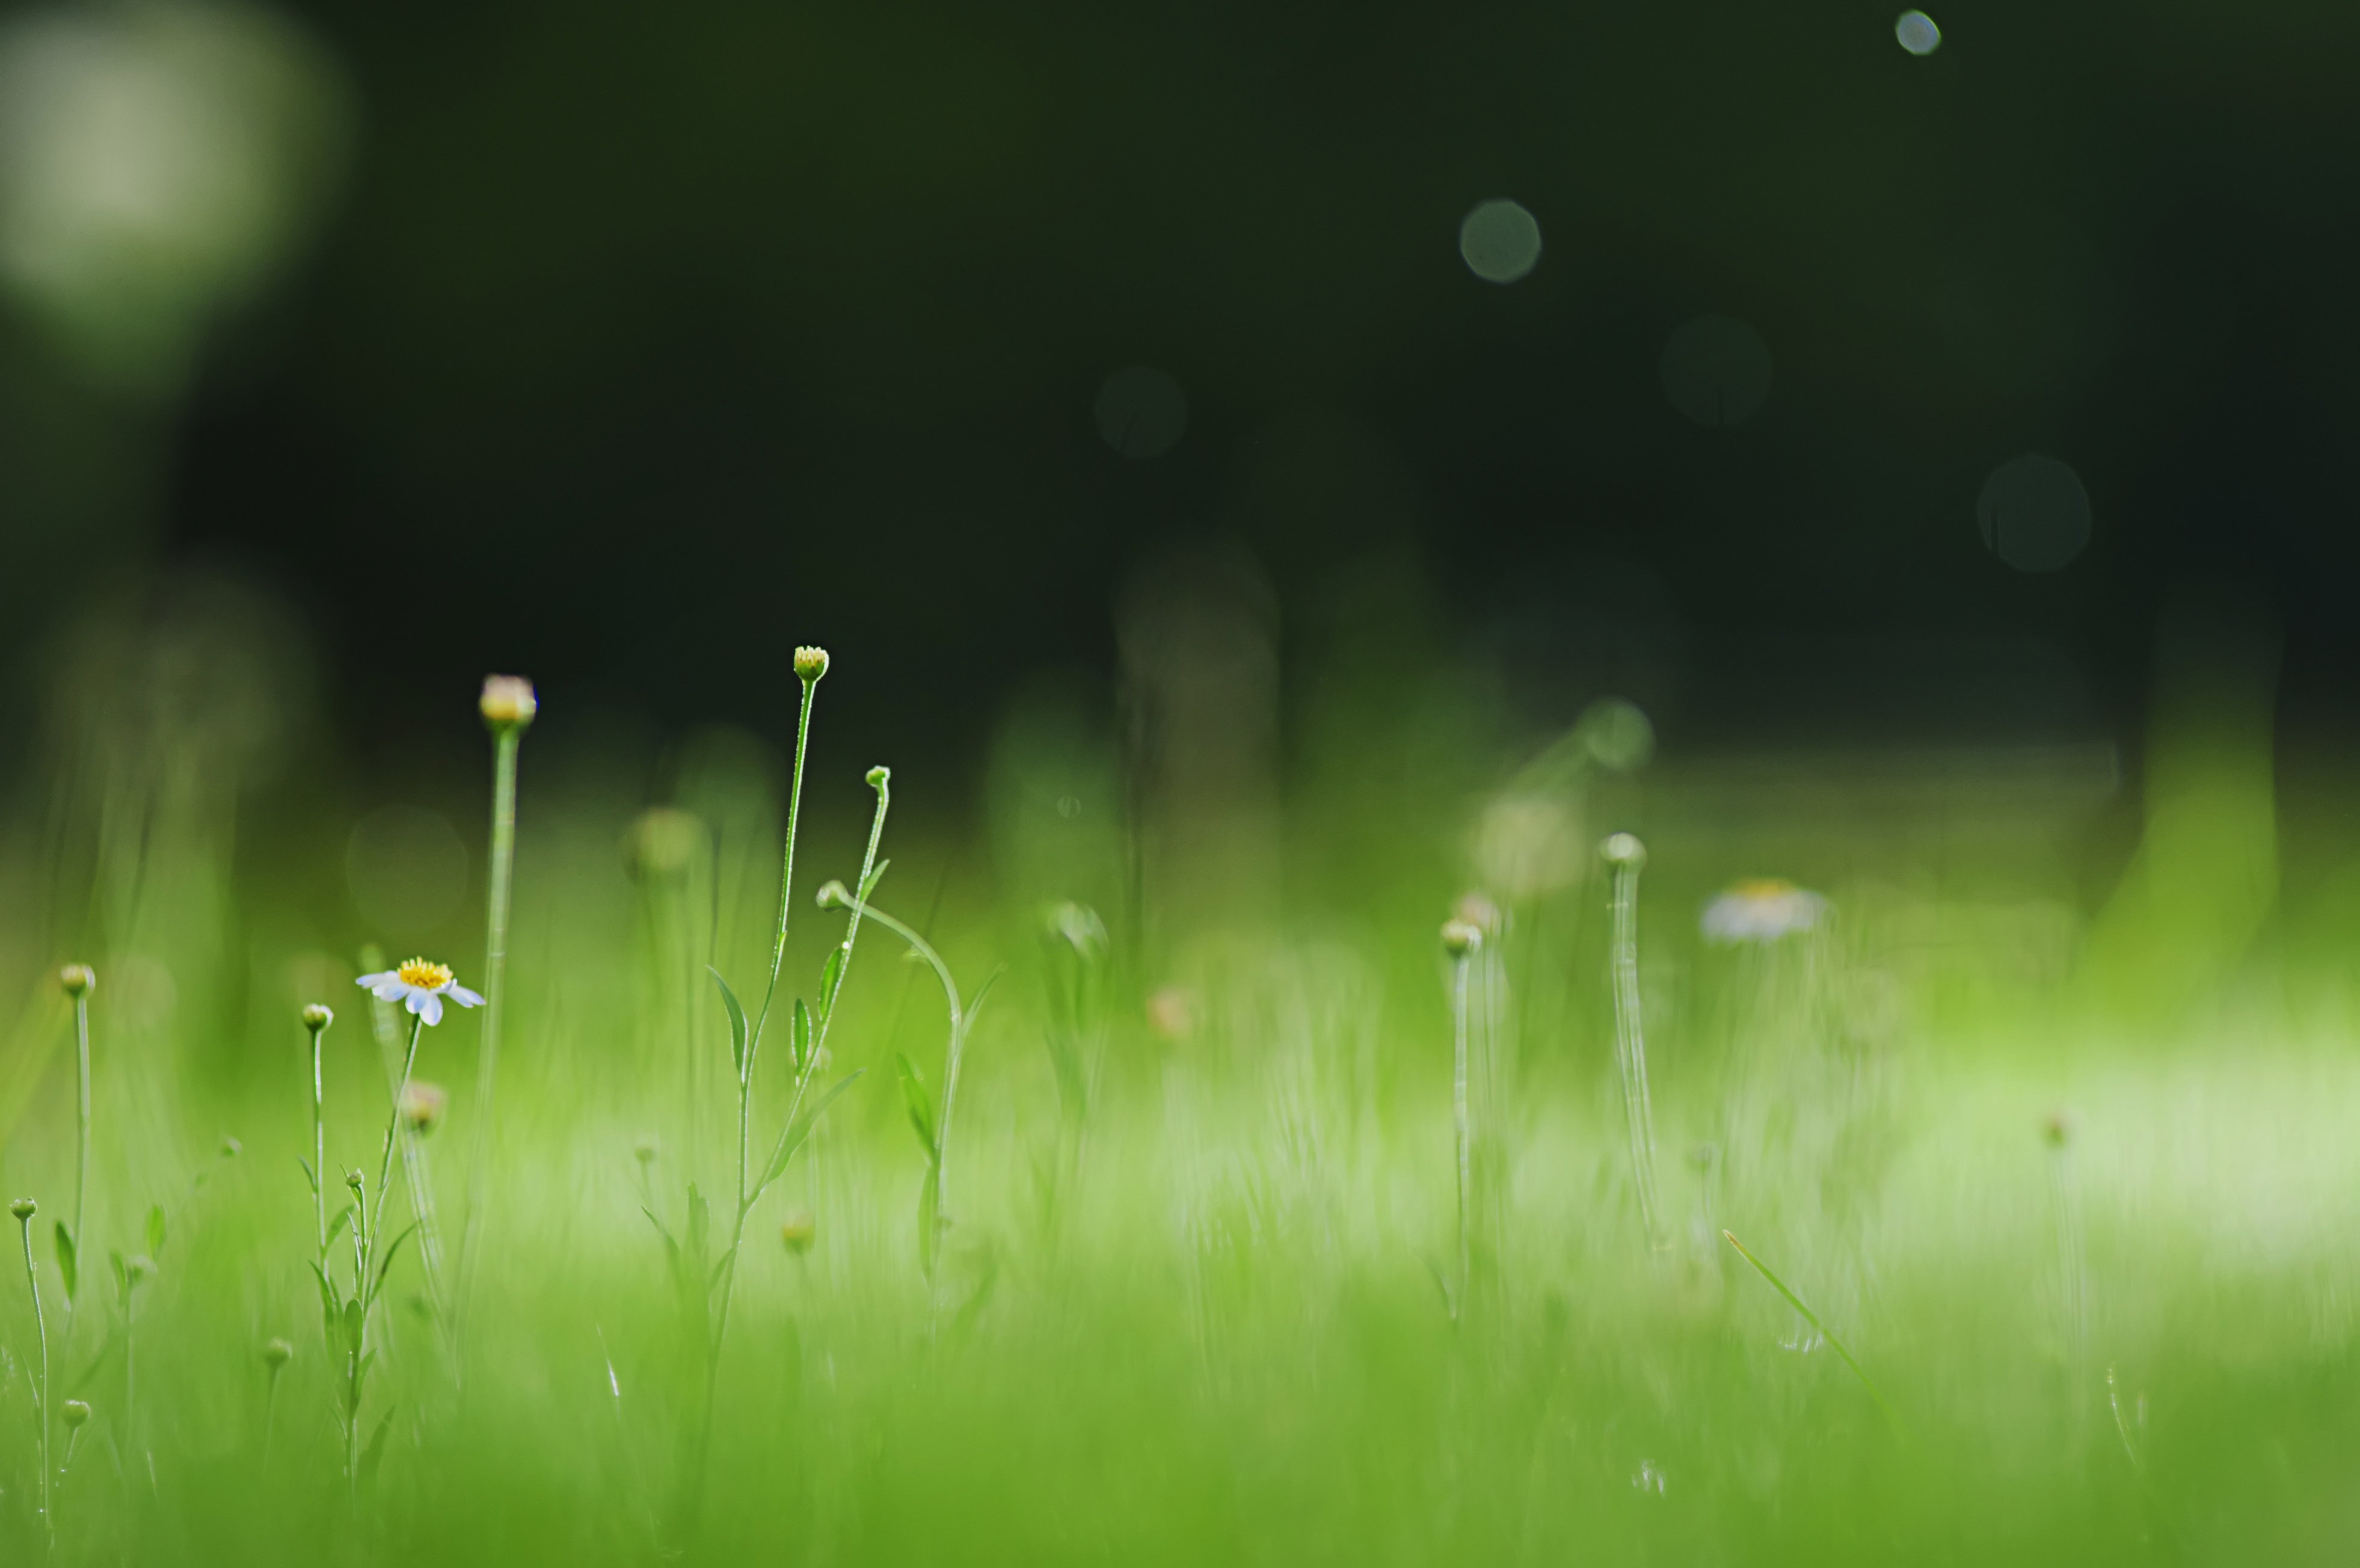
[1,650,2352,1565]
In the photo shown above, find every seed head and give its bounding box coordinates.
[62,1400,90,1430]
[60,963,94,997]
[479,674,538,730]
[263,1337,293,1368]
[303,1003,334,1032]
[865,764,890,792]
[1600,832,1648,872]
[779,1212,816,1255]
[793,646,830,683]
[8,1198,32,1221]
[1440,918,1484,959]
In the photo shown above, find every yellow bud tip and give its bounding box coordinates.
[480,674,538,729]
[62,1400,90,1429]
[302,1003,334,1031]
[793,646,830,682]
[1600,831,1647,870]
[8,1198,33,1220]
[1440,918,1484,958]
[59,963,94,997]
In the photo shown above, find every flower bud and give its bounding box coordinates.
[779,1213,815,1255]
[480,674,538,730]
[1440,918,1484,959]
[62,1400,90,1430]
[345,1169,365,1195]
[8,1198,33,1220]
[632,1136,659,1167]
[865,764,890,792]
[400,1080,449,1136]
[59,964,94,997]
[815,879,851,909]
[793,646,830,683]
[263,1337,293,1368]
[303,1003,334,1031]
[1600,831,1647,871]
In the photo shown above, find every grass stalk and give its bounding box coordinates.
[459,677,534,1351]
[62,966,93,1353]
[1601,834,1663,1248]
[1442,920,1481,1323]
[13,1197,52,1548]
[1722,1228,1896,1425]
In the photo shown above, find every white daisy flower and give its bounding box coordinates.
[356,956,484,1027]
[1700,879,1827,944]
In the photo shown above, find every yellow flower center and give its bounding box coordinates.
[1729,878,1798,900]
[396,958,452,990]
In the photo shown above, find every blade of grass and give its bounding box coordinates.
[1722,1228,1898,1426]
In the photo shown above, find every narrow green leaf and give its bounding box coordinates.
[53,1222,76,1302]
[858,858,891,904]
[758,1069,868,1194]
[297,1155,318,1195]
[369,1223,418,1308]
[710,967,749,1081]
[326,1205,353,1249]
[1722,1229,1898,1426]
[791,998,813,1075]
[686,1184,711,1260]
[359,1407,397,1486]
[343,1297,365,1356]
[109,1250,128,1304]
[896,1053,937,1158]
[146,1203,166,1260]
[819,945,846,1019]
[707,1246,737,1298]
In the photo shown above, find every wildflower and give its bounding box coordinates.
[355,957,484,1027]
[779,1213,815,1255]
[624,807,705,881]
[793,646,830,683]
[8,1197,31,1220]
[1699,878,1825,944]
[59,964,94,997]
[1600,831,1648,870]
[1451,891,1502,936]
[61,1400,90,1430]
[479,674,537,730]
[302,1003,333,1031]
[400,1080,449,1136]
[1440,918,1484,959]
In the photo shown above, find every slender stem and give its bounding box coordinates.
[374,1013,426,1252]
[1722,1229,1898,1426]
[17,1213,51,1545]
[1451,953,1472,1323]
[309,1023,329,1256]
[1607,858,1663,1247]
[124,1282,138,1444]
[754,675,822,1050]
[263,1368,283,1467]
[460,722,524,1338]
[71,993,90,1338]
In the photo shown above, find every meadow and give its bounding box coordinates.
[1,625,2354,1567]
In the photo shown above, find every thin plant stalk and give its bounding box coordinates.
[373,1014,427,1253]
[307,1012,330,1256]
[1450,945,1473,1321]
[1601,834,1663,1249]
[14,1199,51,1546]
[460,678,533,1345]
[1722,1228,1897,1425]
[68,972,91,1349]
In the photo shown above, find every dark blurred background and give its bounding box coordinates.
[2,0,2356,798]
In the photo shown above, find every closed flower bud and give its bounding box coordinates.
[303,1003,334,1031]
[8,1197,33,1220]
[1440,918,1484,959]
[1600,832,1647,871]
[345,1169,365,1195]
[479,674,538,729]
[60,963,94,997]
[779,1213,816,1255]
[263,1337,294,1368]
[814,879,852,909]
[793,646,830,683]
[400,1080,449,1136]
[865,764,890,792]
[62,1400,90,1430]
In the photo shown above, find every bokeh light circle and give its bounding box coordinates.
[1659,316,1773,427]
[1976,455,2091,573]
[346,804,468,936]
[1094,366,1188,458]
[1895,11,1941,54]
[1458,200,1541,284]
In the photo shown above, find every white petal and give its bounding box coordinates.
[447,985,485,1009]
[374,979,413,1000]
[356,971,392,989]
[403,989,426,1015]
[420,992,444,1027]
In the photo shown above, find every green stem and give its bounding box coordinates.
[309,1021,329,1256]
[459,721,524,1340]
[1722,1229,1897,1425]
[70,992,89,1341]
[1450,953,1472,1324]
[373,1013,426,1253]
[1607,858,1662,1247]
[17,1211,51,1546]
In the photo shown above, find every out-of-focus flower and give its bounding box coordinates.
[1440,918,1484,959]
[1146,985,1196,1042]
[1451,891,1502,936]
[400,1080,447,1136]
[1700,879,1826,944]
[479,674,536,729]
[779,1213,814,1255]
[1045,900,1108,961]
[355,958,483,1027]
[2041,1112,2073,1149]
[624,807,705,882]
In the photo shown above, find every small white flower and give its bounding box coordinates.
[1700,879,1827,944]
[356,957,484,1027]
